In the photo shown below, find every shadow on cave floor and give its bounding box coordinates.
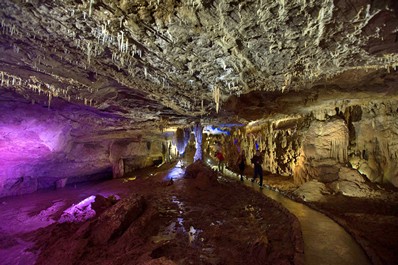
[214,165,372,265]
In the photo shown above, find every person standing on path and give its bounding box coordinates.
[251,150,264,187]
[237,150,246,181]
[215,150,225,173]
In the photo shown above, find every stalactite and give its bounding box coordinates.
[329,138,348,162]
[48,93,52,109]
[89,0,93,17]
[87,41,92,64]
[212,85,221,113]
[278,0,285,17]
[176,128,190,155]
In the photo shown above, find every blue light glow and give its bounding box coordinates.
[203,125,230,135]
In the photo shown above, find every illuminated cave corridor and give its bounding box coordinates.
[1,0,398,264]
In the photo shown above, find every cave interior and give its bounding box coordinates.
[1,0,398,264]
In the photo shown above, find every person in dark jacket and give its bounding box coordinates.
[237,150,246,181]
[251,150,263,187]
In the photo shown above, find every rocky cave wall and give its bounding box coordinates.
[0,92,177,198]
[210,99,398,188]
[110,134,178,178]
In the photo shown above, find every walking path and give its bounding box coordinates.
[237,175,372,265]
[261,185,370,265]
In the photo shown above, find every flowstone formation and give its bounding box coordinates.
[208,98,398,188]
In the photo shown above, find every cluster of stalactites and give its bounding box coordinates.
[0,71,94,108]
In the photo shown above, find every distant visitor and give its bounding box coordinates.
[251,150,263,188]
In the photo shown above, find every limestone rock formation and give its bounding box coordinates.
[293,180,329,202]
[338,167,365,183]
[91,194,146,245]
[329,180,377,198]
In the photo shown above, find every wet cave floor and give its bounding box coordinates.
[0,160,302,265]
[1,157,397,265]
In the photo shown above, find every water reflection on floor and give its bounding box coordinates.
[164,161,185,181]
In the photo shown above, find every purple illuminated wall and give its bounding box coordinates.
[0,92,113,197]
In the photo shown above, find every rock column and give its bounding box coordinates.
[194,123,203,162]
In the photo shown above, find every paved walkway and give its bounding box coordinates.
[241,178,372,265]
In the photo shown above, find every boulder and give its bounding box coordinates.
[90,194,146,245]
[304,159,341,183]
[183,161,219,190]
[310,164,340,183]
[329,180,372,198]
[338,167,365,183]
[293,180,329,202]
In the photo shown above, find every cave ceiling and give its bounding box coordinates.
[1,0,398,132]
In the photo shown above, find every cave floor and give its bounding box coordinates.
[0,161,302,265]
[218,167,371,265]
[240,169,398,265]
[304,193,398,265]
[1,159,395,265]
